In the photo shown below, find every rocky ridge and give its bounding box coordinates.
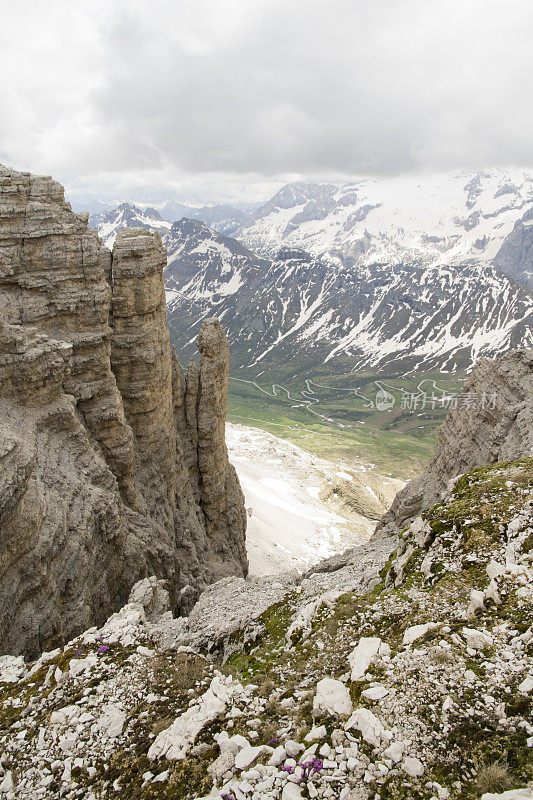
[494,208,533,290]
[88,203,172,248]
[0,165,247,659]
[90,202,250,248]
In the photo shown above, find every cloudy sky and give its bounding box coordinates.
[1,0,531,205]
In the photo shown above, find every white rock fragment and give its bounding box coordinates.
[0,772,14,793]
[208,751,235,780]
[481,791,533,800]
[268,745,286,766]
[215,731,249,756]
[485,580,501,606]
[462,627,493,650]
[50,705,79,726]
[304,725,327,742]
[96,703,126,739]
[148,676,243,761]
[345,708,386,747]
[137,645,155,658]
[282,783,304,800]
[313,678,352,717]
[403,623,438,646]
[518,675,533,693]
[348,637,390,681]
[58,733,78,753]
[467,589,486,616]
[383,741,405,763]
[486,560,506,580]
[0,655,27,683]
[68,655,98,677]
[401,756,424,777]
[285,740,303,758]
[442,696,453,712]
[362,685,389,701]
[234,744,265,770]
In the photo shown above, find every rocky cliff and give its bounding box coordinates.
[375,348,533,540]
[0,165,247,659]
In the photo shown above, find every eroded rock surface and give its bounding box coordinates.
[0,165,247,658]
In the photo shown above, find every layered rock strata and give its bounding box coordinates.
[0,165,247,658]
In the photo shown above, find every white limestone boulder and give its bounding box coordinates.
[313,678,352,717]
[348,637,391,681]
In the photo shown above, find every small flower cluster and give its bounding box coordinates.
[281,756,324,783]
[72,636,110,660]
[95,635,110,654]
[220,757,324,799]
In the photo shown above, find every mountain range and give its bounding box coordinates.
[89,170,533,375]
[237,170,533,290]
[90,201,249,246]
[163,220,532,374]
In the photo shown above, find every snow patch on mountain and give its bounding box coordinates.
[238,170,533,282]
[163,220,533,374]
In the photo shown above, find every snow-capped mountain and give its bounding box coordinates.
[90,202,250,246]
[90,203,172,248]
[237,170,533,289]
[187,204,248,235]
[88,171,533,375]
[164,220,533,374]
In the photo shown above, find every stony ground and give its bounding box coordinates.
[0,459,532,800]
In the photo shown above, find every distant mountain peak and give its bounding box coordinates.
[237,170,533,287]
[171,217,212,235]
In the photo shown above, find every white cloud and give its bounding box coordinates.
[1,0,532,203]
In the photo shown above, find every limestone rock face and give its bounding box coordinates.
[196,319,247,580]
[0,165,247,658]
[375,349,533,540]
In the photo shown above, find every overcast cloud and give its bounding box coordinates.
[0,0,531,203]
